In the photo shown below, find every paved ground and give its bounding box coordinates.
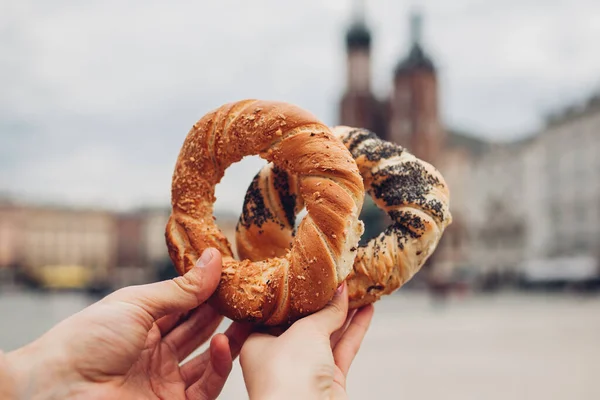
[1,289,599,399]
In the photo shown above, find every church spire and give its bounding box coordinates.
[352,0,366,24]
[409,10,422,46]
[395,10,435,74]
[345,0,371,50]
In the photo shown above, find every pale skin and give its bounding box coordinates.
[2,248,374,400]
[241,283,374,400]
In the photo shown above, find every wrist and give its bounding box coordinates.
[0,350,18,399]
[246,377,321,400]
[6,339,73,400]
[250,389,321,400]
[6,341,42,399]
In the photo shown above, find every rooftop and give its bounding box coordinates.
[545,91,600,128]
[446,129,490,156]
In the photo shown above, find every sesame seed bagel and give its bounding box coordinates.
[166,100,364,325]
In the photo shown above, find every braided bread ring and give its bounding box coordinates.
[236,126,452,309]
[166,101,365,326]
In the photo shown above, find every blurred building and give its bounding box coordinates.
[0,197,243,289]
[339,9,488,285]
[113,211,149,287]
[529,96,600,259]
[0,200,147,288]
[12,204,118,288]
[139,207,172,267]
[339,7,600,288]
[116,212,144,268]
[0,200,21,268]
[0,200,24,284]
[468,141,529,280]
[480,95,600,285]
[430,132,489,279]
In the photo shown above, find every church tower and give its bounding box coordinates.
[388,12,445,165]
[339,0,384,135]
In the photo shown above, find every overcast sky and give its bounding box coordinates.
[2,0,600,213]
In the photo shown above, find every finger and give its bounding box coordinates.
[105,248,222,321]
[304,282,349,335]
[156,311,189,336]
[163,304,223,361]
[333,304,374,376]
[330,308,357,348]
[223,321,253,360]
[185,335,232,400]
[180,348,210,387]
[180,322,252,386]
[209,334,233,379]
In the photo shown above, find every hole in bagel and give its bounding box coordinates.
[359,195,390,246]
[293,193,388,248]
[294,208,308,232]
[367,284,384,293]
[213,155,267,257]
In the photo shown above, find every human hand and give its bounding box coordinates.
[6,248,250,400]
[240,283,374,400]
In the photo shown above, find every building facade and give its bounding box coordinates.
[468,141,528,277]
[140,207,171,267]
[19,206,117,285]
[533,96,600,260]
[472,95,600,282]
[0,201,22,269]
[0,200,244,288]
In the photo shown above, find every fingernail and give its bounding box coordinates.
[195,249,214,268]
[336,282,346,295]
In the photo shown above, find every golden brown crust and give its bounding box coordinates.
[166,100,364,325]
[235,126,452,309]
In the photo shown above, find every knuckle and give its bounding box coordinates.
[172,275,203,306]
[338,337,361,357]
[313,364,336,391]
[328,300,346,318]
[295,318,319,333]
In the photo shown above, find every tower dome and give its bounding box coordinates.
[346,22,371,49]
[395,11,435,74]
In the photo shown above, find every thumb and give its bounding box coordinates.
[305,282,349,335]
[106,248,222,321]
